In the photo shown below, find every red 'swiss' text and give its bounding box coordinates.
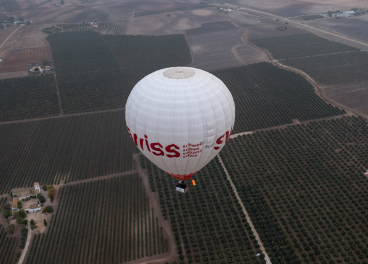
[127,126,232,158]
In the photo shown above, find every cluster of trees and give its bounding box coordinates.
[47,186,56,202]
[25,174,167,264]
[0,110,135,194]
[220,116,368,263]
[251,34,368,85]
[212,62,344,133]
[41,206,53,214]
[0,75,59,122]
[20,228,28,248]
[142,156,265,264]
[2,201,28,225]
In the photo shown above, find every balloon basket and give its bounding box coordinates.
[175,180,188,194]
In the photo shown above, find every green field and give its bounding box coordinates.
[25,174,167,264]
[47,32,192,114]
[212,62,344,133]
[0,75,59,122]
[220,116,368,263]
[141,156,270,263]
[0,110,135,194]
[251,34,368,85]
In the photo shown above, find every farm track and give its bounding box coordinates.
[217,155,272,264]
[245,40,368,120]
[230,113,352,138]
[132,154,178,264]
[18,222,31,264]
[58,169,136,187]
[53,74,63,116]
[0,24,23,50]
[220,3,368,50]
[0,107,125,125]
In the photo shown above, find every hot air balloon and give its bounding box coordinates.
[125,67,235,193]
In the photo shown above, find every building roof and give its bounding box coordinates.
[13,188,37,198]
[34,182,39,187]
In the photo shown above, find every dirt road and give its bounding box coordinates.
[0,107,126,125]
[221,3,368,50]
[217,155,272,264]
[0,25,22,50]
[18,222,32,264]
[132,154,178,264]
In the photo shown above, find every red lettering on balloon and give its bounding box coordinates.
[127,126,133,141]
[165,144,180,158]
[133,134,138,147]
[144,135,150,152]
[140,138,144,150]
[216,134,225,145]
[151,143,164,156]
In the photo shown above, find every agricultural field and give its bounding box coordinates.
[103,34,191,82]
[187,29,268,71]
[140,156,267,263]
[251,34,357,60]
[283,52,368,85]
[223,0,357,17]
[50,33,191,114]
[0,224,20,264]
[0,110,136,194]
[227,11,274,27]
[0,25,52,77]
[25,174,169,264]
[68,9,133,23]
[0,47,52,73]
[47,31,119,74]
[325,80,368,117]
[186,21,237,36]
[0,75,59,122]
[99,20,129,35]
[220,116,368,263]
[0,0,18,12]
[251,34,368,85]
[311,16,368,44]
[125,7,226,36]
[246,23,309,40]
[57,69,131,114]
[134,5,210,17]
[211,62,344,133]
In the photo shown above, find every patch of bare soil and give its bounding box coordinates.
[324,80,368,118]
[125,7,225,35]
[227,10,274,27]
[187,28,269,71]
[310,15,368,44]
[225,0,359,17]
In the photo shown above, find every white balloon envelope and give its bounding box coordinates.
[125,67,235,180]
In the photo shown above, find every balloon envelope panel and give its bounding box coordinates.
[125,67,235,180]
